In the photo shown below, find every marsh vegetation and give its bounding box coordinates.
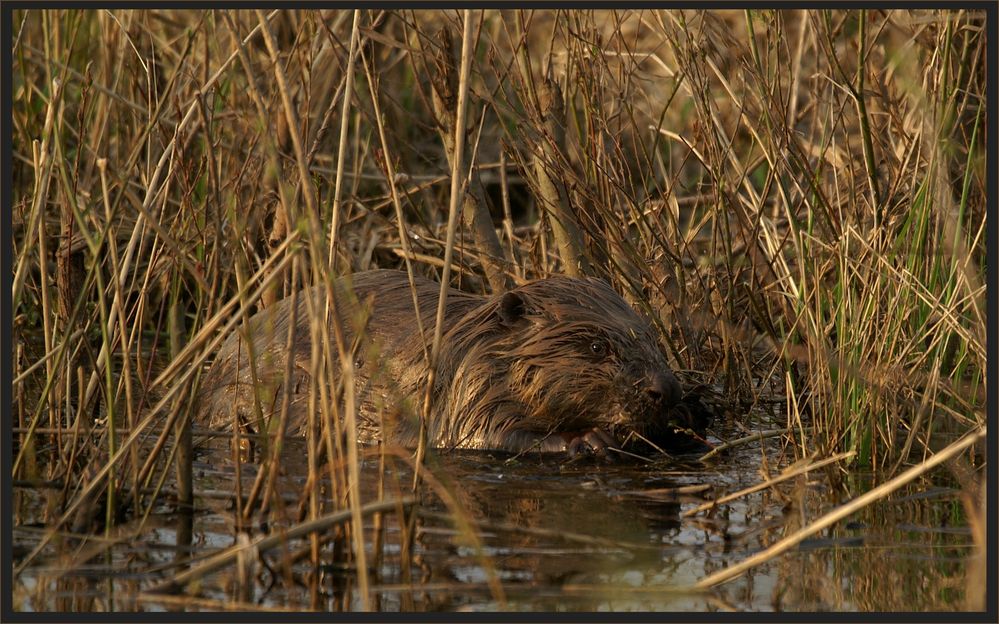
[9,8,988,613]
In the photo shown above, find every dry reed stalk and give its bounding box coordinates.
[301,9,374,609]
[697,428,810,462]
[96,158,142,517]
[13,78,63,310]
[509,12,590,280]
[241,257,301,522]
[147,497,415,595]
[418,509,660,552]
[418,9,478,482]
[327,10,361,270]
[362,48,430,360]
[498,151,524,279]
[378,446,507,607]
[422,26,511,292]
[11,328,84,386]
[961,477,986,610]
[359,36,435,595]
[695,426,985,588]
[683,450,855,518]
[217,12,288,312]
[33,137,58,445]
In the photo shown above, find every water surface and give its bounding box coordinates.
[11,418,979,612]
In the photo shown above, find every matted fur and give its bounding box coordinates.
[196,270,692,453]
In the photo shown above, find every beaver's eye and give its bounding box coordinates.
[589,341,608,357]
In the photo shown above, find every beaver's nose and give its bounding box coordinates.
[646,370,683,408]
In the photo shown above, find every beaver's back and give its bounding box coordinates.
[195,270,481,435]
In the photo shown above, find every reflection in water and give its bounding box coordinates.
[11,420,980,612]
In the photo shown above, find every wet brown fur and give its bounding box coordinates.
[197,270,690,453]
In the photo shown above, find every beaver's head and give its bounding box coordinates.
[438,275,705,453]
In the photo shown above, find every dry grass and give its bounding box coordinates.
[9,8,987,610]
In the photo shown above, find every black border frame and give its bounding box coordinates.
[1,3,995,623]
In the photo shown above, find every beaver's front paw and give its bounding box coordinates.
[565,427,620,460]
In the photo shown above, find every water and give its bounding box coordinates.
[10,419,980,612]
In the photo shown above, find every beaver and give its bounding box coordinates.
[196,270,708,456]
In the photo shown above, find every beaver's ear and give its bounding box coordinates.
[497,291,527,326]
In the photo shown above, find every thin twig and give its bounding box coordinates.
[683,451,855,517]
[698,428,809,462]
